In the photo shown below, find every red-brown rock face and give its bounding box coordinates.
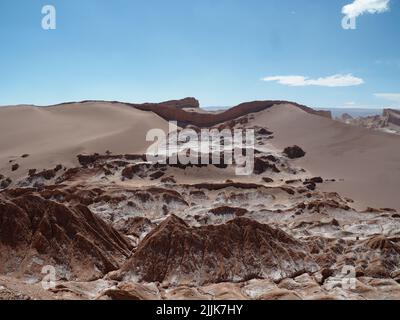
[0,193,133,281]
[158,97,200,109]
[118,215,317,285]
[130,99,331,127]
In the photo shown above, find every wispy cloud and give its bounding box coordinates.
[261,74,364,87]
[342,0,390,19]
[374,93,400,102]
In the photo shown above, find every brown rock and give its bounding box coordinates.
[254,158,280,175]
[283,146,306,159]
[121,164,150,179]
[210,206,248,217]
[77,153,99,166]
[117,215,317,285]
[0,193,133,281]
[0,178,12,189]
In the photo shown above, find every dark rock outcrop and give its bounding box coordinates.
[209,206,248,217]
[283,146,306,159]
[254,158,280,175]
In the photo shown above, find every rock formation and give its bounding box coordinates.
[337,108,400,135]
[131,99,332,127]
[0,192,133,281]
[117,215,317,285]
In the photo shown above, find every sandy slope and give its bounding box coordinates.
[0,102,170,180]
[2,100,400,210]
[251,104,400,210]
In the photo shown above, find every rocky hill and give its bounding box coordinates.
[116,215,317,285]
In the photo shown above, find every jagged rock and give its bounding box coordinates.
[338,108,400,134]
[114,216,154,238]
[117,215,317,285]
[0,193,133,281]
[254,158,280,175]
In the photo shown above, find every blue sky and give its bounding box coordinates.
[0,0,399,108]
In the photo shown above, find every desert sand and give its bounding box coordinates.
[251,104,400,211]
[0,101,170,180]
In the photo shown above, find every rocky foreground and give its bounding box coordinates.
[1,100,400,300]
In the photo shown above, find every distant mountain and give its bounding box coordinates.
[335,108,400,135]
[322,108,385,118]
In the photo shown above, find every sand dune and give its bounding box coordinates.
[0,102,170,179]
[251,104,400,210]
[1,100,399,210]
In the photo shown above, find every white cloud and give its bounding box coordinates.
[261,74,364,87]
[374,93,400,102]
[342,0,390,19]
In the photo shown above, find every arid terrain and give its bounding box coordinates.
[1,98,400,300]
[337,108,400,136]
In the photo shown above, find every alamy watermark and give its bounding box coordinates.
[342,15,357,30]
[41,265,56,290]
[42,5,56,30]
[146,121,255,176]
[40,4,357,32]
[325,265,357,290]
